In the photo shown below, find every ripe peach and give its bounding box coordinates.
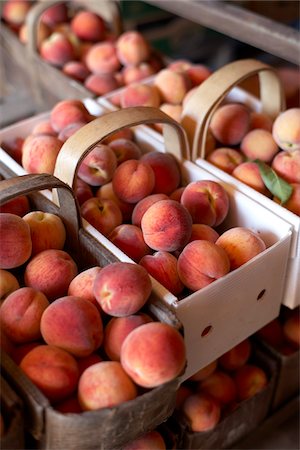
[40,32,75,67]
[74,178,94,206]
[0,195,30,216]
[121,322,186,388]
[207,147,244,174]
[189,224,219,243]
[19,21,51,48]
[20,344,79,404]
[139,251,184,296]
[154,69,191,105]
[1,136,23,165]
[84,72,120,95]
[122,62,155,85]
[181,180,229,227]
[123,430,166,450]
[256,319,284,349]
[78,144,117,187]
[188,360,218,382]
[109,139,142,164]
[168,59,192,72]
[234,364,268,401]
[2,0,31,29]
[241,129,279,163]
[24,249,78,301]
[80,197,122,236]
[177,240,230,292]
[104,313,152,361]
[120,84,161,108]
[58,121,88,144]
[96,182,134,222]
[86,41,120,74]
[283,311,300,348]
[232,161,270,195]
[0,213,32,269]
[249,112,273,132]
[109,224,151,262]
[140,152,181,195]
[41,3,68,27]
[62,61,90,82]
[116,31,150,66]
[274,183,300,216]
[182,392,221,432]
[186,64,212,87]
[112,159,155,203]
[68,266,102,308]
[141,199,192,252]
[0,269,20,302]
[272,108,300,151]
[154,104,183,133]
[78,361,137,410]
[169,186,185,202]
[22,134,63,174]
[93,262,152,317]
[210,103,251,146]
[54,395,82,414]
[32,120,56,137]
[218,339,252,371]
[77,353,103,377]
[102,128,134,145]
[71,10,105,42]
[0,287,49,344]
[271,149,300,183]
[216,227,266,270]
[41,295,103,357]
[198,370,237,405]
[11,341,40,365]
[131,193,169,227]
[50,99,91,133]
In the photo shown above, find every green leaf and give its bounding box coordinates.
[254,159,293,204]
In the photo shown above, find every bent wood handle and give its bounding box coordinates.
[181,59,286,161]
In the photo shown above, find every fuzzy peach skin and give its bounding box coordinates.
[140,152,181,195]
[207,147,245,174]
[240,129,279,163]
[210,103,251,146]
[121,322,186,388]
[283,311,300,348]
[96,182,135,223]
[0,195,30,216]
[0,213,32,269]
[41,2,68,27]
[58,121,89,142]
[24,249,78,301]
[120,84,161,108]
[154,104,183,133]
[84,73,120,96]
[2,0,32,29]
[81,197,122,236]
[0,287,49,344]
[177,240,230,292]
[1,136,24,165]
[189,224,219,243]
[40,32,75,68]
[32,120,56,137]
[234,364,268,401]
[218,338,252,371]
[116,31,150,66]
[0,269,20,302]
[122,62,155,85]
[103,128,135,145]
[181,392,221,432]
[181,180,229,227]
[19,21,51,48]
[112,159,155,204]
[22,134,63,174]
[131,193,169,227]
[74,178,94,206]
[169,186,185,202]
[274,183,300,216]
[77,353,103,377]
[141,199,192,252]
[93,262,152,317]
[41,295,103,357]
[68,267,102,308]
[271,149,300,184]
[78,144,117,187]
[23,211,66,256]
[154,69,191,105]
[85,41,121,74]
[249,112,273,132]
[109,139,142,165]
[78,361,137,411]
[62,61,90,83]
[232,161,270,196]
[188,360,217,382]
[198,370,237,405]
[272,108,300,152]
[216,227,266,270]
[104,313,153,361]
[123,430,166,450]
[20,344,79,404]
[11,341,41,366]
[139,251,184,296]
[71,10,105,42]
[50,99,92,134]
[109,224,151,262]
[186,64,212,87]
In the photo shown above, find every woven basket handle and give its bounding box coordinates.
[181,59,286,161]
[53,106,190,204]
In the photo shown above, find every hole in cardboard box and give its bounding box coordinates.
[257,289,266,301]
[201,325,212,337]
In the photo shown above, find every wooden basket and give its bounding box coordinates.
[0,375,24,450]
[181,58,300,309]
[0,173,181,450]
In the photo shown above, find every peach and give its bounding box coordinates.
[169,186,185,202]
[141,199,192,252]
[139,251,184,296]
[41,295,103,357]
[116,31,150,66]
[140,152,181,195]
[74,178,94,206]
[50,99,91,133]
[68,266,102,308]
[22,134,63,174]
[175,384,193,410]
[62,61,90,82]
[210,103,251,145]
[20,344,79,403]
[121,322,186,388]
[19,21,51,48]
[274,183,300,216]
[272,108,300,151]
[181,180,229,227]
[41,3,68,27]
[232,161,270,195]
[131,193,169,227]
[24,249,78,301]
[54,395,82,414]
[78,361,137,410]
[80,197,122,236]
[0,195,30,216]
[109,224,151,262]
[277,68,300,109]
[32,120,56,137]
[241,129,279,163]
[177,240,230,291]
[86,41,120,74]
[168,59,192,72]
[12,341,40,365]
[84,72,120,95]
[123,430,166,450]
[186,64,212,87]
[198,370,237,405]
[2,0,31,29]
[23,210,66,256]
[207,147,245,174]
[96,182,134,222]
[40,32,75,67]
[154,104,183,133]
[1,136,24,165]
[249,112,273,132]
[188,360,218,382]
[109,139,142,164]
[218,338,252,371]
[104,313,152,361]
[181,392,221,432]
[112,159,155,203]
[283,311,300,348]
[0,269,20,302]
[216,227,266,270]
[77,353,103,377]
[154,69,191,105]
[93,262,152,317]
[58,121,88,142]
[234,364,268,401]
[122,62,155,85]
[0,287,49,344]
[71,10,105,42]
[102,128,134,145]
[256,319,284,349]
[120,83,161,108]
[189,224,219,243]
[271,149,300,183]
[0,213,32,269]
[78,144,117,187]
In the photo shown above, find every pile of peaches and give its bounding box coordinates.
[1,0,165,96]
